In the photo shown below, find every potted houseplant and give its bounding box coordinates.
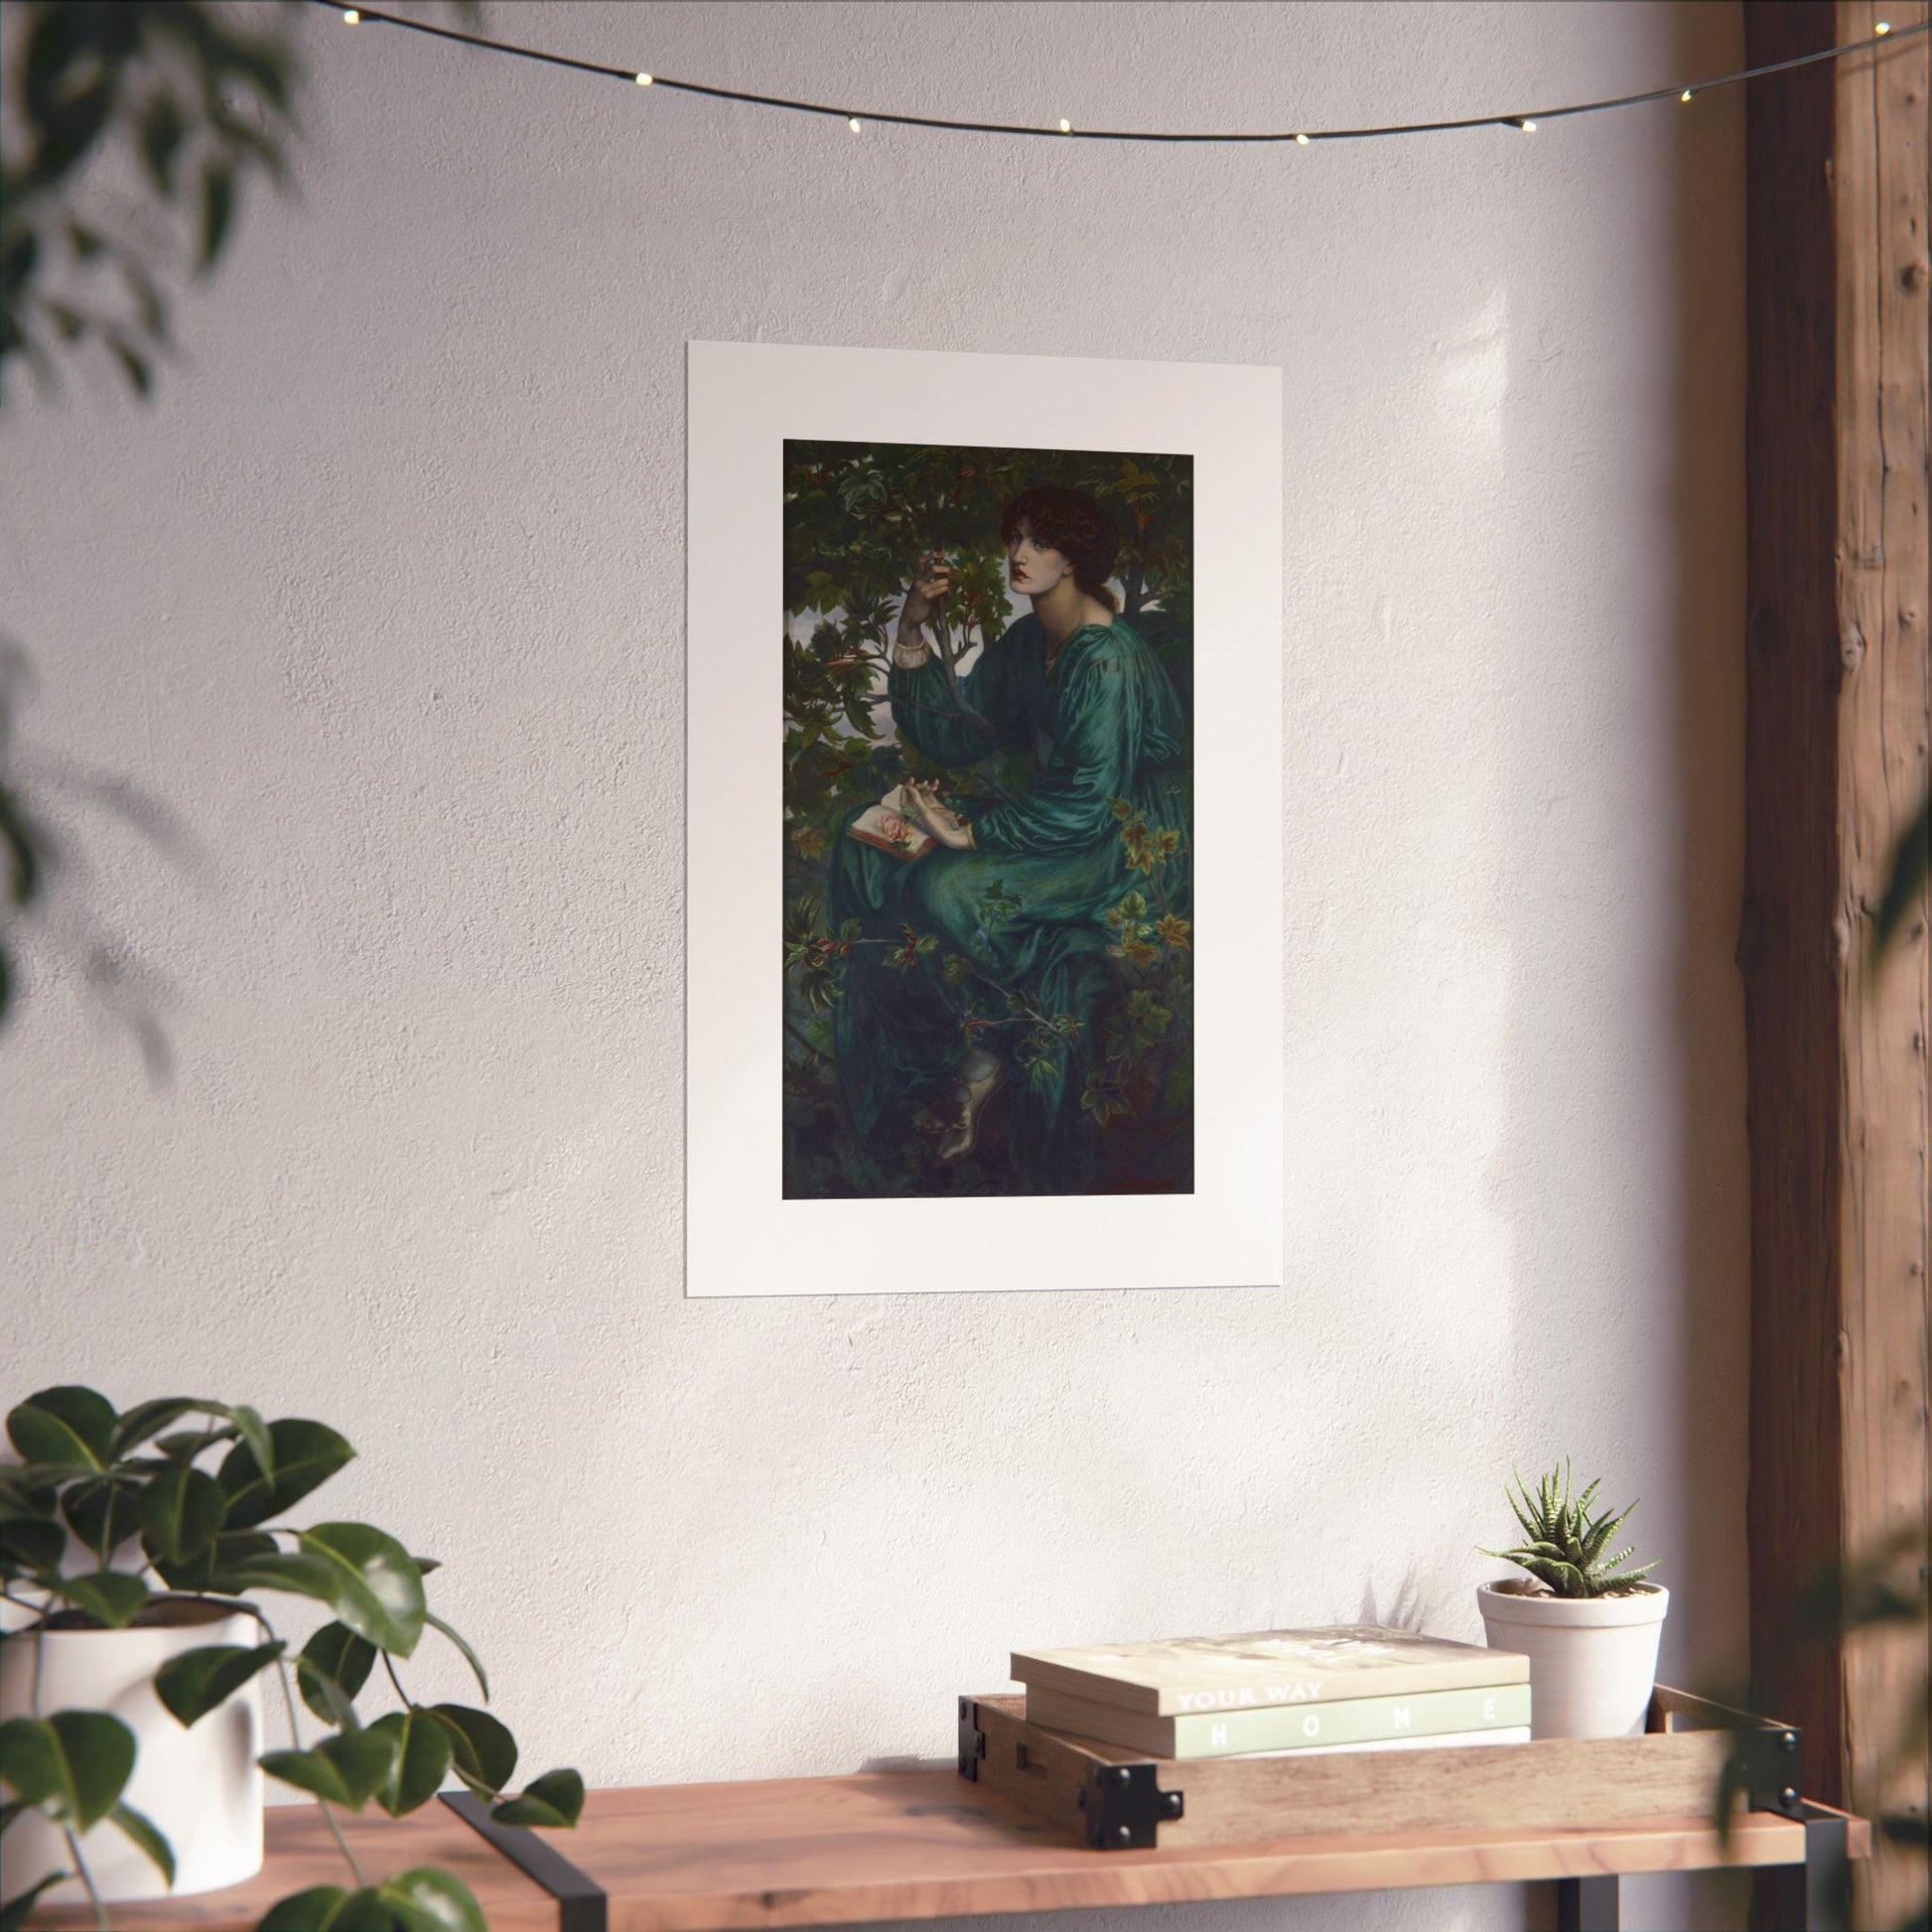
[0,1384,584,1931]
[1475,1460,1668,1739]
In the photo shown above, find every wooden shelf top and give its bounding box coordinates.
[28,1769,1872,1932]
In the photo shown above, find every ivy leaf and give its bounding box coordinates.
[7,1386,116,1469]
[427,1705,516,1799]
[216,1419,352,1529]
[489,1767,584,1829]
[295,1522,426,1658]
[0,1712,135,1829]
[155,1641,285,1726]
[298,1621,376,1725]
[377,1866,487,1932]
[107,1800,176,1883]
[367,1709,452,1817]
[138,1463,227,1563]
[260,1728,399,1811]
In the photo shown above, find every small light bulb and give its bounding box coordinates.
[1058,118,1071,134]
[848,116,861,133]
[1875,19,1891,32]
[635,71,653,85]
[1520,118,1537,133]
[342,6,358,18]
[1295,133,1310,146]
[1680,88,1694,103]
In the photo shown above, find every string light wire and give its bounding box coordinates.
[306,2,1927,147]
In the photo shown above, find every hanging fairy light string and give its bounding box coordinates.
[317,2,1922,146]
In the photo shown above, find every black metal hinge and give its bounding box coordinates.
[1740,1717,1806,1820]
[1075,1760,1184,1849]
[957,1696,986,1780]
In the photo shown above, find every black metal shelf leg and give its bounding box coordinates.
[1556,1873,1620,1931]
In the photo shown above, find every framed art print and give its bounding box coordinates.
[687,340,1281,1295]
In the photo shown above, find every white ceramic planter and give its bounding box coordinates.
[1476,1579,1669,1740]
[0,1596,264,1901]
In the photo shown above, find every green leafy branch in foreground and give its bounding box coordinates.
[0,1385,583,1932]
[1479,1459,1659,1600]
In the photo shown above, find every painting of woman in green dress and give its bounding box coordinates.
[782,444,1192,1199]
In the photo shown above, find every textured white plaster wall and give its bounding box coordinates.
[2,3,1748,1926]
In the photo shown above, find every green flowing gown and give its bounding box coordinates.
[826,612,1189,1192]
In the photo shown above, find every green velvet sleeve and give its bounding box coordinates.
[969,637,1138,855]
[888,625,1023,768]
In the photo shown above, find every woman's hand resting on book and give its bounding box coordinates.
[902,778,973,851]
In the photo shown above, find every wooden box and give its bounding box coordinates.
[958,1686,1806,1851]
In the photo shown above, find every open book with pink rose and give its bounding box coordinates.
[845,784,935,861]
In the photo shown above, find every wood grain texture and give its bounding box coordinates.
[498,1771,1865,1932]
[1834,10,1932,1928]
[1743,4,1930,1923]
[23,1768,1869,1932]
[25,1803,559,1932]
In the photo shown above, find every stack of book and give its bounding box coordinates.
[1012,1624,1531,1760]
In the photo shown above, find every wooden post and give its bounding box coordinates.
[1742,3,1930,1924]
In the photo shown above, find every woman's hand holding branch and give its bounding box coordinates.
[895,550,953,666]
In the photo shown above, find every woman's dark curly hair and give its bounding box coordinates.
[1000,485,1121,611]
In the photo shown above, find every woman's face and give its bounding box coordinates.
[1007,519,1073,597]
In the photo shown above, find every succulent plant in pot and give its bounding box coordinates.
[1475,1460,1669,1739]
[0,1385,583,1931]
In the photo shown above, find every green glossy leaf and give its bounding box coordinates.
[48,1570,150,1626]
[256,1885,393,1932]
[368,1708,452,1817]
[260,1727,398,1811]
[225,1405,275,1488]
[427,1705,515,1798]
[154,1425,238,1461]
[425,1611,488,1702]
[215,1549,344,1609]
[378,1866,486,1932]
[61,1475,142,1558]
[155,1640,285,1726]
[111,1397,222,1458]
[0,1711,135,1828]
[217,1420,353,1530]
[295,1523,426,1658]
[0,1870,69,1930]
[490,1766,584,1829]
[0,1516,65,1577]
[298,1621,376,1725]
[108,1800,176,1883]
[154,1527,277,1592]
[7,1386,115,1469]
[138,1464,227,1562]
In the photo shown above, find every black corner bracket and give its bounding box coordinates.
[957,1696,987,1780]
[1074,1760,1184,1849]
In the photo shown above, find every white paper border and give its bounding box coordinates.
[687,341,1281,1296]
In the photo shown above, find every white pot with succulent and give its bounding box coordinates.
[1475,1462,1668,1740]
